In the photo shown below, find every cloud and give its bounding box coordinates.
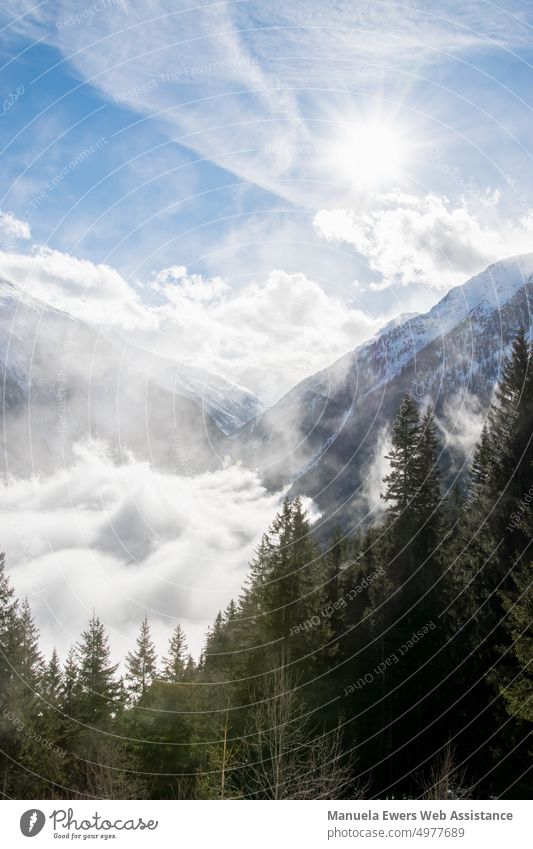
[435,391,486,464]
[314,192,533,290]
[0,243,381,403]
[151,265,230,303]
[142,267,381,402]
[2,439,286,661]
[0,246,156,330]
[0,211,30,241]
[357,427,392,518]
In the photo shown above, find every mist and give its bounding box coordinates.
[1,439,285,662]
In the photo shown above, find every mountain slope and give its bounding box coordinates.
[0,277,249,475]
[113,340,263,435]
[232,253,533,526]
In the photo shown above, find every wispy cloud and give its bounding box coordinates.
[0,210,30,242]
[2,1,531,206]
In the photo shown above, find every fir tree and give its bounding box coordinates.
[415,407,443,522]
[18,649,70,797]
[469,423,492,497]
[74,613,120,727]
[382,394,422,521]
[0,552,19,701]
[487,328,533,505]
[491,558,533,724]
[125,617,157,704]
[161,624,189,683]
[15,597,44,686]
[62,647,79,718]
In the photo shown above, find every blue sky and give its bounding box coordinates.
[2,0,533,400]
[3,0,533,659]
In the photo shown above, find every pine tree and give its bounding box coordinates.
[15,598,44,686]
[493,558,533,723]
[359,397,447,793]
[62,647,79,717]
[45,648,63,696]
[161,624,189,683]
[469,423,492,497]
[256,497,329,670]
[125,617,157,704]
[0,552,19,701]
[0,554,22,796]
[74,613,120,727]
[18,649,70,797]
[382,393,422,521]
[487,329,532,500]
[415,407,442,522]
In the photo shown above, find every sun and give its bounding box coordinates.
[325,118,411,190]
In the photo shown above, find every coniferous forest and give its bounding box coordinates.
[1,331,532,801]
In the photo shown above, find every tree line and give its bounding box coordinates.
[0,331,532,799]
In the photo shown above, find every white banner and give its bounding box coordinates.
[1,800,531,847]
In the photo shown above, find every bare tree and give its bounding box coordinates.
[244,666,365,799]
[81,739,146,800]
[419,742,474,800]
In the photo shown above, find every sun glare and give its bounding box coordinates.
[326,119,410,190]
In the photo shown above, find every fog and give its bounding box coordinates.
[1,440,285,662]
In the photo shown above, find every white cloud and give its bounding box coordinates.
[435,391,486,463]
[0,246,156,330]
[152,265,230,303]
[314,192,533,290]
[144,267,381,402]
[0,244,381,403]
[2,439,286,661]
[357,427,392,517]
[0,211,30,241]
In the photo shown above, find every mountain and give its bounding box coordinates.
[0,277,259,476]
[232,253,533,528]
[113,340,263,435]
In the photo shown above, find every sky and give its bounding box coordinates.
[1,1,533,401]
[1,0,533,660]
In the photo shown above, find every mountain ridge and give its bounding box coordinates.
[230,252,533,528]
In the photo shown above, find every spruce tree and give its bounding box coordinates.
[161,624,189,683]
[15,598,44,686]
[0,554,22,796]
[415,408,442,521]
[125,617,157,704]
[493,558,533,723]
[62,647,79,718]
[0,552,20,701]
[469,423,492,496]
[18,649,71,796]
[382,394,422,521]
[74,613,120,727]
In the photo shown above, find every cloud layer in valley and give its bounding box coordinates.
[0,439,288,662]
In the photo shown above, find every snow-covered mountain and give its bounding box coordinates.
[111,341,263,435]
[232,253,533,526]
[2,251,532,504]
[0,277,260,475]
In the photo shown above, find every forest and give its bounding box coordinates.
[0,331,531,800]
